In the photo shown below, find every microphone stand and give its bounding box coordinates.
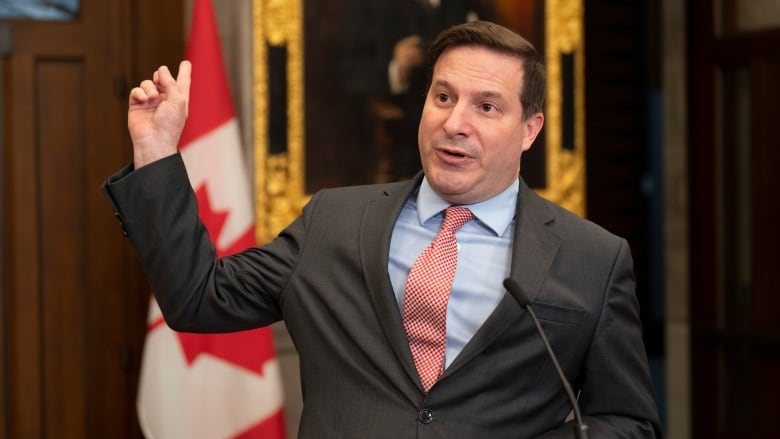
[503,278,589,439]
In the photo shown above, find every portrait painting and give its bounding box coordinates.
[252,0,583,243]
[302,0,547,192]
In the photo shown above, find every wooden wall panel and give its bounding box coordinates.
[37,60,88,438]
[5,48,44,439]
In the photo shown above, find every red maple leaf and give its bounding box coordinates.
[167,184,277,375]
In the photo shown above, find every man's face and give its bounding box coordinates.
[418,46,544,205]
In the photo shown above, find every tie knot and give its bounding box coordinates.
[442,206,474,233]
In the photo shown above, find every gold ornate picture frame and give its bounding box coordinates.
[253,0,584,244]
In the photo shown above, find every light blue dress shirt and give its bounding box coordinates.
[388,177,518,368]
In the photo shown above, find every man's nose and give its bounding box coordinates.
[442,103,473,137]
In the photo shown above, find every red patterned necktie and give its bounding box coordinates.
[403,206,474,392]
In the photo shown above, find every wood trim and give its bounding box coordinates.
[0,21,9,439]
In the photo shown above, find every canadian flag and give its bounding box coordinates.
[136,0,286,438]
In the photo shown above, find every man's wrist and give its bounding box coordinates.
[133,148,177,169]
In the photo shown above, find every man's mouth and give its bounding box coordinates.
[444,150,466,158]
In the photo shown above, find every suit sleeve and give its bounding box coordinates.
[101,153,303,332]
[536,239,664,438]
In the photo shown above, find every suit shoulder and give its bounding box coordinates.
[534,194,624,248]
[317,179,407,196]
[310,178,416,206]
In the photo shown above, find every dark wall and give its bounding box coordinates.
[584,0,664,358]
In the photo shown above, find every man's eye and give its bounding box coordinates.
[436,93,450,103]
[480,103,497,112]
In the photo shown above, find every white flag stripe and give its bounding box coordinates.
[181,119,254,250]
[145,296,164,325]
[137,315,284,439]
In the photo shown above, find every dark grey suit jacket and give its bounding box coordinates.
[103,154,662,438]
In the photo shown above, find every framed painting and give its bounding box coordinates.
[252,0,584,243]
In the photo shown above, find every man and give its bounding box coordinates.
[104,21,663,437]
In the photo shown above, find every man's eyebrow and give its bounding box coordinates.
[430,79,451,89]
[431,80,504,98]
[477,90,503,99]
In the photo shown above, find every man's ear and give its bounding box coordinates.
[521,113,545,151]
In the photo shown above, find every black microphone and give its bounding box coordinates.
[503,278,589,439]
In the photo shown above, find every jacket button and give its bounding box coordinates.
[418,409,433,424]
[113,212,129,237]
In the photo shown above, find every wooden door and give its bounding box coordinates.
[688,0,780,437]
[0,0,182,437]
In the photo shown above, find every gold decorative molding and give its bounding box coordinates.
[538,0,586,216]
[254,0,585,243]
[253,0,305,244]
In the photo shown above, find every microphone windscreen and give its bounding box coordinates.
[503,278,530,308]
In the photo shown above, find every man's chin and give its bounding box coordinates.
[428,175,476,203]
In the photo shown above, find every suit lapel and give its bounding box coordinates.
[445,179,561,375]
[359,174,424,392]
[507,180,562,303]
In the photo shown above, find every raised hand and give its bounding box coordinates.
[128,60,192,168]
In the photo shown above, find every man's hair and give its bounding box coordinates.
[428,20,545,120]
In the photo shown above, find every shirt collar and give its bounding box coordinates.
[416,177,519,236]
